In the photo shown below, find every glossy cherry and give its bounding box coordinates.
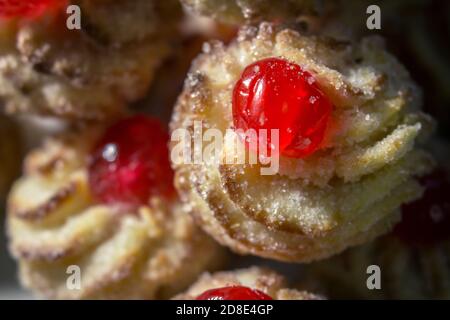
[88,115,175,210]
[0,0,65,19]
[232,57,332,158]
[393,169,450,246]
[196,286,273,300]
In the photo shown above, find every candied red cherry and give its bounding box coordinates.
[196,286,273,300]
[393,169,450,246]
[232,57,332,158]
[0,0,65,19]
[88,115,175,210]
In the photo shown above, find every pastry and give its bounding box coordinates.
[174,266,323,300]
[170,22,435,262]
[7,115,225,299]
[0,113,21,203]
[181,0,321,24]
[0,0,180,120]
[305,168,450,299]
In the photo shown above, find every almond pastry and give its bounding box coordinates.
[0,0,180,120]
[7,119,225,299]
[170,22,435,262]
[174,266,323,300]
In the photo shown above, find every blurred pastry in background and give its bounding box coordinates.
[15,115,68,152]
[181,0,322,24]
[0,0,180,120]
[305,166,450,299]
[7,115,225,299]
[175,266,324,300]
[0,113,21,204]
[139,15,237,122]
[181,9,238,41]
[170,22,435,262]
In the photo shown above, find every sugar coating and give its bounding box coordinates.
[170,22,435,262]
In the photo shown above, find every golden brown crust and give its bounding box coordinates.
[170,22,435,262]
[181,0,321,24]
[175,161,415,262]
[174,267,324,300]
[7,126,225,299]
[0,0,180,120]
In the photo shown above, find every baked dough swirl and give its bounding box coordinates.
[170,22,435,262]
[7,127,224,299]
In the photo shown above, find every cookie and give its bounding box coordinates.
[0,0,180,120]
[170,22,434,262]
[7,115,225,299]
[174,266,323,300]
